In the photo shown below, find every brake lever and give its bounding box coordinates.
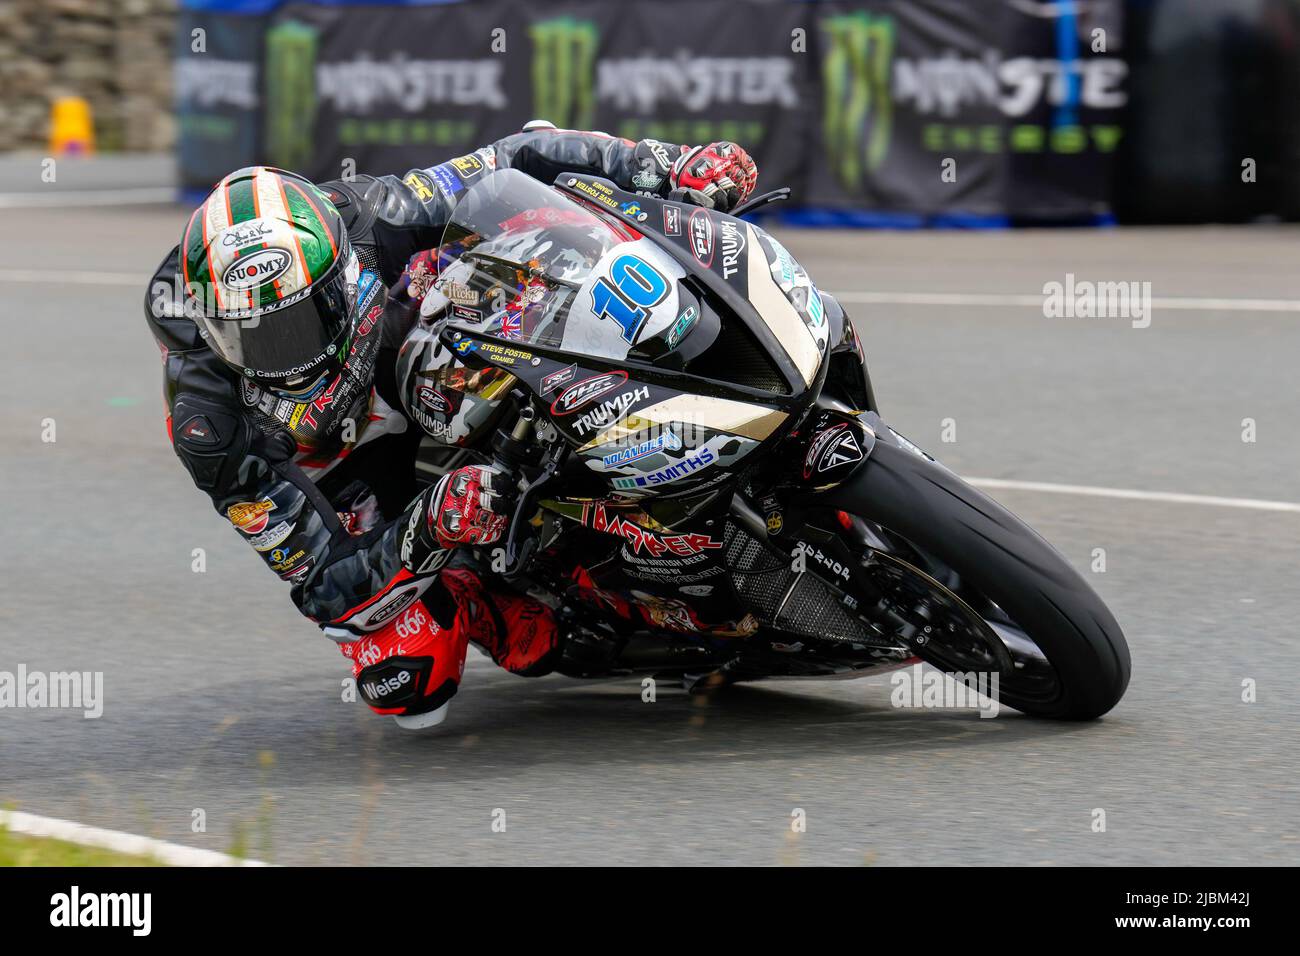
[498,442,569,582]
[730,187,792,217]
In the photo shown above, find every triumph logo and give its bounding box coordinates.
[719,220,746,280]
[573,387,651,435]
[551,371,628,416]
[803,422,866,479]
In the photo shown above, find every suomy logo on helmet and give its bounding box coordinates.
[550,371,629,416]
[222,248,293,290]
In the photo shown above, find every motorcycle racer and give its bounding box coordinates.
[143,123,758,728]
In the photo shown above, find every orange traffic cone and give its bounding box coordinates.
[49,96,95,155]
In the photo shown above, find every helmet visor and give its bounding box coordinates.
[198,250,359,384]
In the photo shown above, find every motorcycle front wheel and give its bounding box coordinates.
[813,438,1131,720]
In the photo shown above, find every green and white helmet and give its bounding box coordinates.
[182,166,360,391]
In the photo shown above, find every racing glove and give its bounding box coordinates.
[399,464,512,578]
[669,141,759,213]
[431,464,510,548]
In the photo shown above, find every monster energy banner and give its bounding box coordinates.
[813,0,1125,220]
[260,2,525,180]
[177,0,1127,221]
[254,0,814,190]
[174,9,267,190]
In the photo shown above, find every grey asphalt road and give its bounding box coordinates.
[2,193,1298,866]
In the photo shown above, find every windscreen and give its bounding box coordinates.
[430,169,631,349]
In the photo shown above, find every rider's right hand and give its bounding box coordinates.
[429,465,510,549]
[398,464,511,581]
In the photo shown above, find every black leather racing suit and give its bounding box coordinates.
[143,126,688,718]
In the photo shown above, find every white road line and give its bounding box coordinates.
[0,187,178,208]
[0,808,271,866]
[834,290,1300,313]
[6,269,1298,316]
[0,268,142,286]
[966,477,1300,514]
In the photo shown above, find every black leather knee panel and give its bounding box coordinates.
[172,394,250,492]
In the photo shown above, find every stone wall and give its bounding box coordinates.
[0,0,177,152]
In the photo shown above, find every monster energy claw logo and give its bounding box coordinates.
[821,12,895,190]
[530,16,598,130]
[264,20,319,171]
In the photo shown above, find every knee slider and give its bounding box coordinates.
[356,655,456,717]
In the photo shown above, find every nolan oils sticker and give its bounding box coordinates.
[247,520,293,552]
[222,248,292,290]
[600,428,682,468]
[227,499,275,535]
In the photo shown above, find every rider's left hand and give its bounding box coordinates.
[670,142,758,213]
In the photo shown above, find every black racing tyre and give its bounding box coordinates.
[819,439,1131,720]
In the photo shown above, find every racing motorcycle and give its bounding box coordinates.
[396,168,1131,720]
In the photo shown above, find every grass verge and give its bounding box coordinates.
[0,824,163,866]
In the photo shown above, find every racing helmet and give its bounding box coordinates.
[181,166,362,394]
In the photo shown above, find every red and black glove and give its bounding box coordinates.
[669,141,759,212]
[429,464,510,549]
[398,464,511,579]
